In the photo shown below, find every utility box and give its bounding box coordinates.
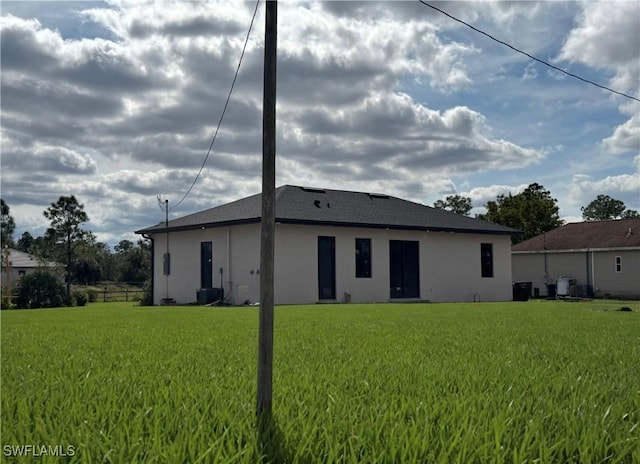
[197,288,224,305]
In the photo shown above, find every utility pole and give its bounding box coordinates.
[2,245,11,307]
[257,0,277,415]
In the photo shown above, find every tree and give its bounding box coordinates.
[16,231,35,253]
[433,195,473,216]
[115,239,150,283]
[43,196,89,300]
[478,183,563,243]
[72,233,103,285]
[1,198,16,248]
[581,194,639,221]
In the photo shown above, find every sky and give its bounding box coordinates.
[1,0,639,248]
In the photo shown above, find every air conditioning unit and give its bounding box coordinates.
[197,288,224,305]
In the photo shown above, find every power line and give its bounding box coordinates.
[418,0,640,103]
[171,0,261,212]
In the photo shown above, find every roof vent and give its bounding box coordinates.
[302,187,326,194]
[367,193,389,200]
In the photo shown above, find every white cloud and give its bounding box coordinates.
[521,63,538,81]
[601,113,640,155]
[568,156,640,212]
[559,1,640,89]
[462,183,529,207]
[0,0,636,245]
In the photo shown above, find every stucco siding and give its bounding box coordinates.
[593,250,640,298]
[512,249,640,298]
[421,232,512,302]
[152,223,513,305]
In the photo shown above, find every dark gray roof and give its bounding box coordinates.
[512,218,640,252]
[135,185,518,236]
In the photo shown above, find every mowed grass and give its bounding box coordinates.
[1,301,639,463]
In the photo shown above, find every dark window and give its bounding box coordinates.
[615,256,622,273]
[163,253,171,275]
[355,238,372,278]
[481,243,493,278]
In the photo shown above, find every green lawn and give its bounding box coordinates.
[1,301,639,463]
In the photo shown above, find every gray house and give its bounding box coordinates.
[512,218,640,299]
[1,248,61,297]
[136,185,518,305]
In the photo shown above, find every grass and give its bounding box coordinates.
[1,300,639,463]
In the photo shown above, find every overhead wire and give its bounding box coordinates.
[418,0,640,103]
[170,0,261,212]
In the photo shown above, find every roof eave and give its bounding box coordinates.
[134,217,261,235]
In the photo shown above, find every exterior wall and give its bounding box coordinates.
[152,223,514,305]
[152,224,262,305]
[512,249,640,298]
[593,250,640,298]
[2,266,40,283]
[276,226,513,303]
[512,251,591,296]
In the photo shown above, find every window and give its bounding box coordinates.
[615,256,622,273]
[481,243,493,278]
[163,253,171,275]
[356,238,372,278]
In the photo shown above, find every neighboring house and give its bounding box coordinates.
[135,185,518,305]
[512,218,640,299]
[1,247,61,288]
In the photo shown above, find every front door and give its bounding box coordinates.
[318,236,336,300]
[389,240,419,298]
[200,241,213,288]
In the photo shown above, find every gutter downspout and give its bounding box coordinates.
[591,250,596,296]
[543,232,549,292]
[226,226,231,303]
[142,233,154,305]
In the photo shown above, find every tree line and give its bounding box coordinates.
[1,196,150,306]
[433,184,638,243]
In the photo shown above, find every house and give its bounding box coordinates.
[1,247,61,293]
[512,218,640,299]
[135,185,519,305]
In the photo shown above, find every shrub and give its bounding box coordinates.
[87,289,98,303]
[73,290,88,307]
[139,279,153,306]
[15,271,66,309]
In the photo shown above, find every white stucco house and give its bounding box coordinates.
[135,185,518,305]
[512,218,640,299]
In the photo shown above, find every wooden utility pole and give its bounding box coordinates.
[257,0,277,415]
[2,246,11,307]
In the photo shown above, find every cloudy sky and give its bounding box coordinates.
[1,0,639,247]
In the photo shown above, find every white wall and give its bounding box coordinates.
[152,224,262,305]
[152,223,513,305]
